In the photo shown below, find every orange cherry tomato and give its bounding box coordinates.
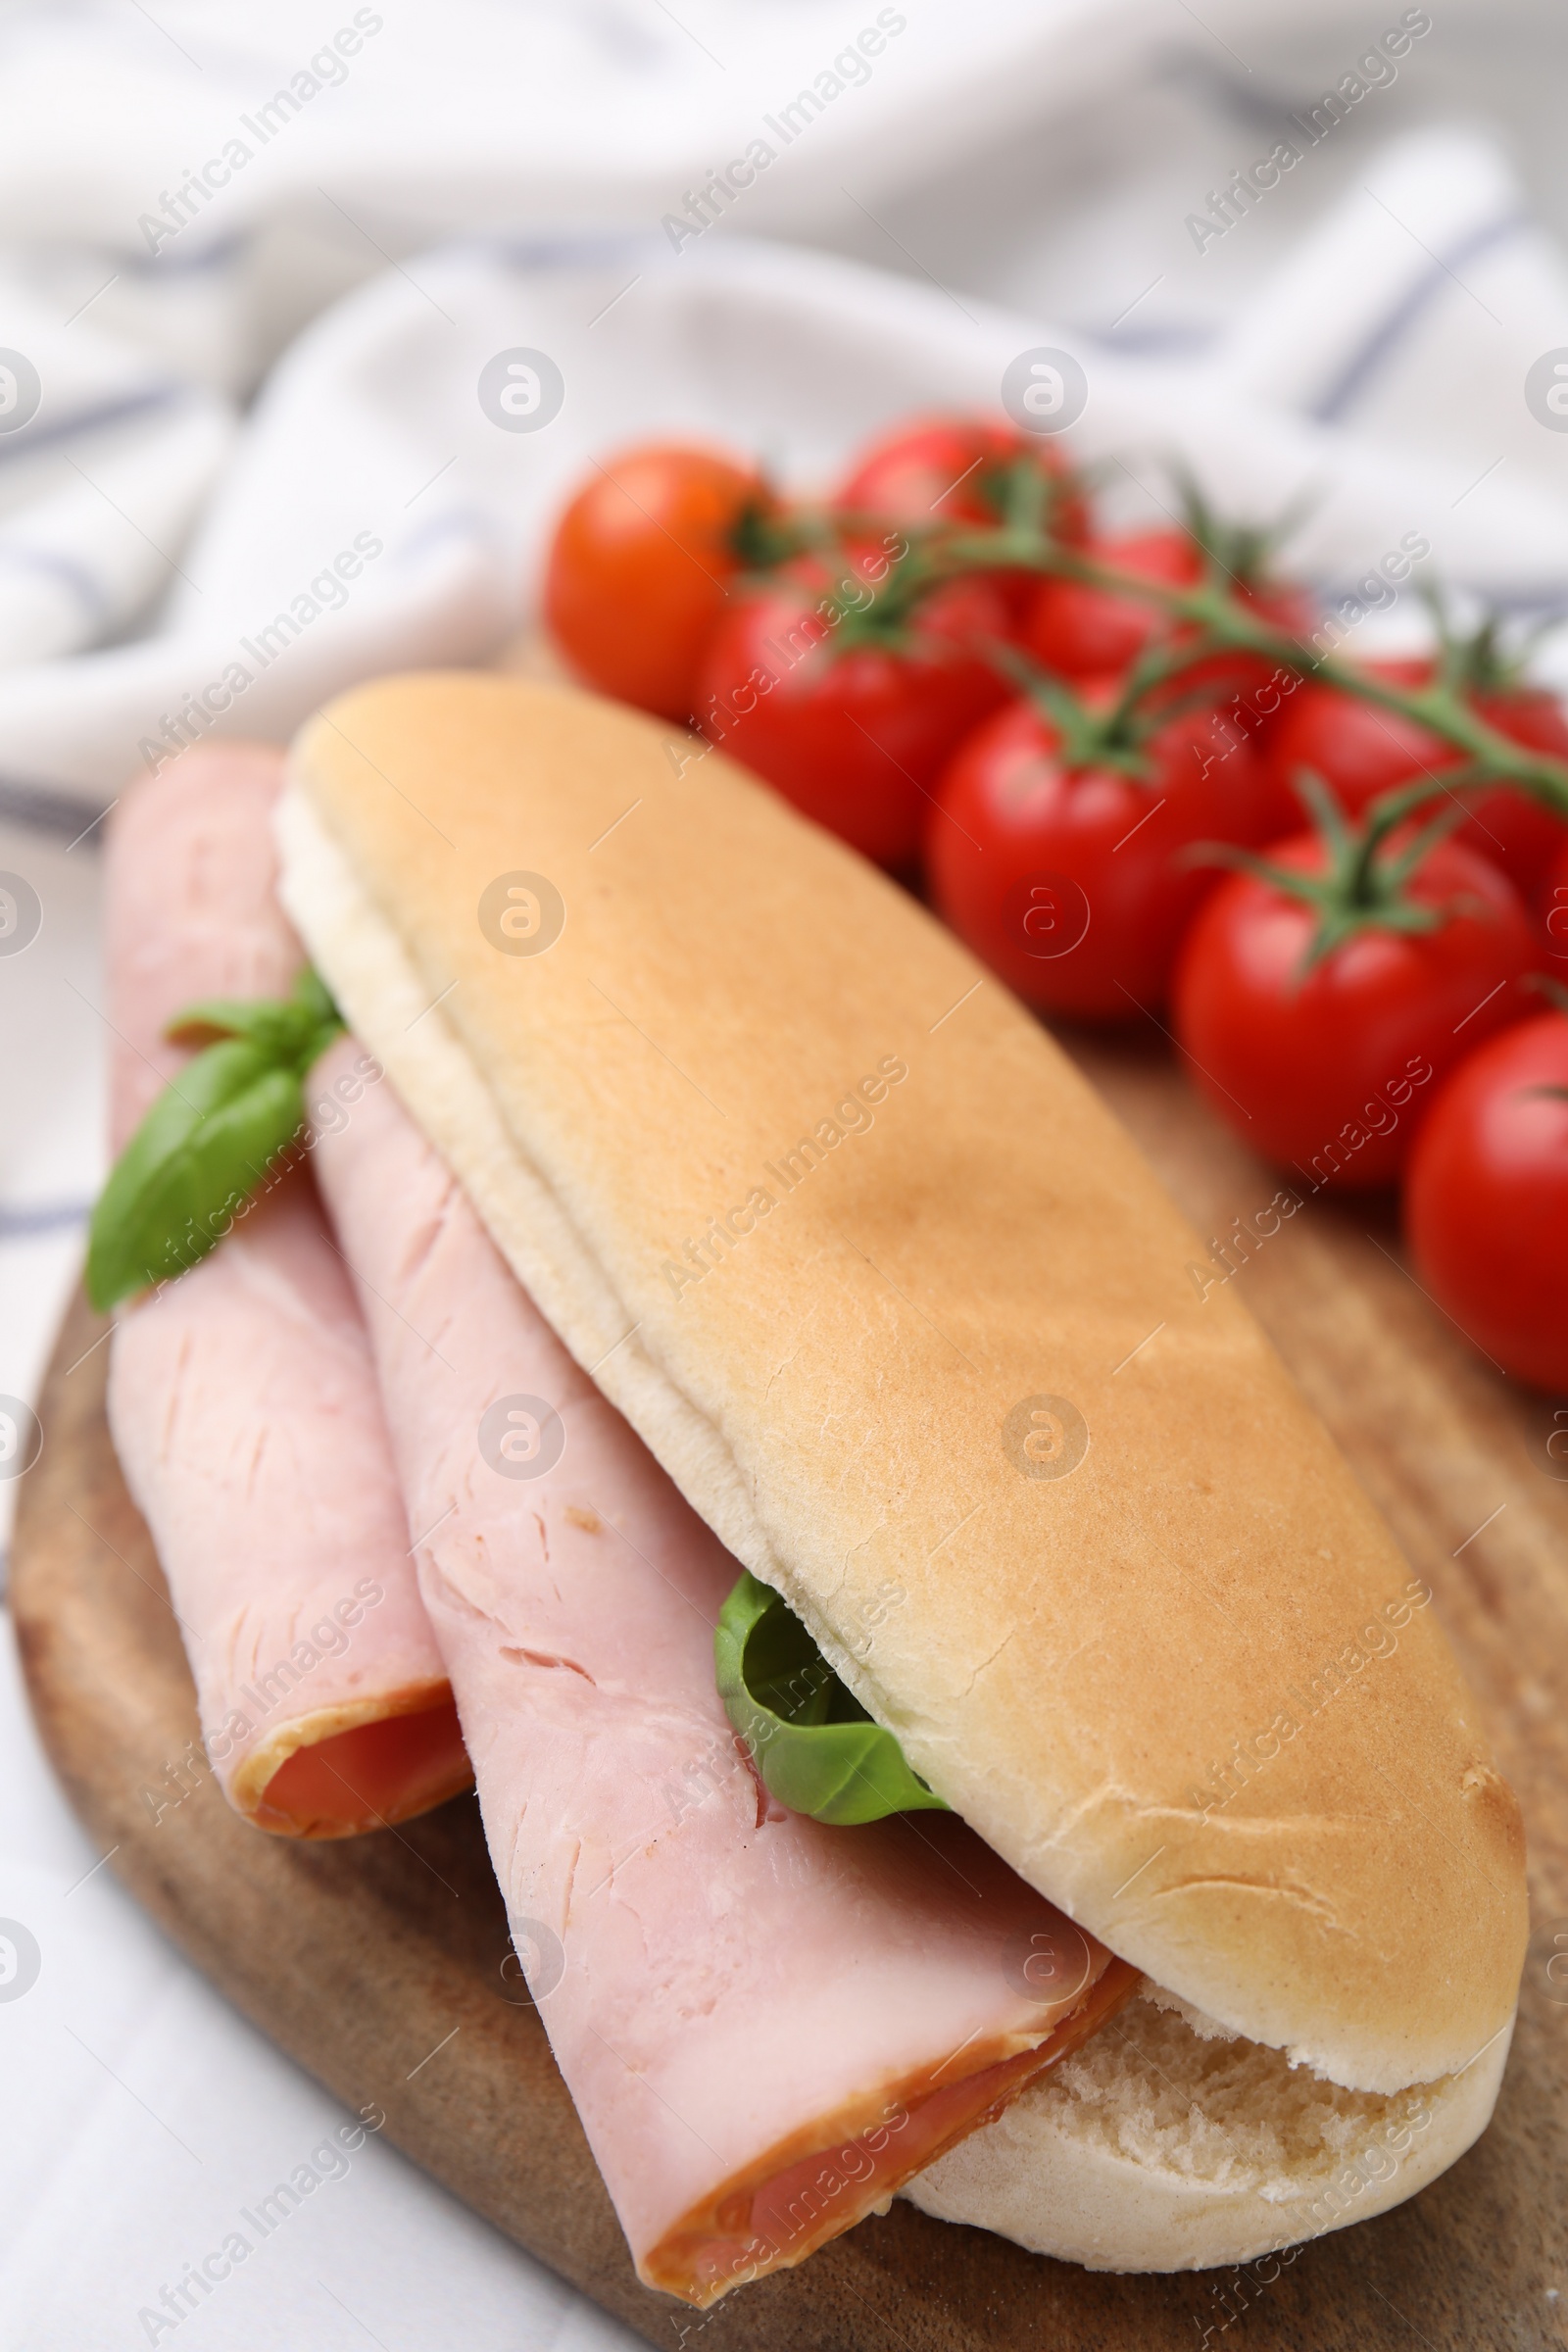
[544,442,773,724]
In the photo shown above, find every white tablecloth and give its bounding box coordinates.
[4,4,1568,2341]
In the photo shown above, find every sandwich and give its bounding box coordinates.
[263,668,1526,2285]
[89,667,1526,2299]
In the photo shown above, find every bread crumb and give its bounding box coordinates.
[1013,1990,1440,2187]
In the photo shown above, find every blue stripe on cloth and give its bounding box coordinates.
[486,230,652,272]
[0,1201,92,1241]
[0,541,111,622]
[118,229,250,276]
[1309,212,1529,426]
[391,506,494,568]
[0,775,109,841]
[0,383,190,472]
[1085,323,1216,355]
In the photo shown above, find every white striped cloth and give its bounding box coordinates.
[3,3,1568,2339]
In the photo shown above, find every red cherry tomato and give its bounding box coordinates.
[834,414,1089,541]
[1171,832,1534,1189]
[1404,1009,1568,1388]
[1265,661,1568,894]
[1459,687,1568,894]
[1541,834,1568,967]
[1263,661,1456,822]
[544,442,772,724]
[1023,533,1311,842]
[696,561,1013,869]
[1023,531,1202,678]
[925,687,1273,1017]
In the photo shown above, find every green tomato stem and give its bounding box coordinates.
[934,527,1568,819]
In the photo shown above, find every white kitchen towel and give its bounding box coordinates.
[0,274,233,672]
[0,0,1389,393]
[2,124,1568,810]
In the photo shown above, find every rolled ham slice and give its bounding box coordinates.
[103,744,470,1836]
[310,1032,1136,2304]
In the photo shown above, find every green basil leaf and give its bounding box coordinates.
[714,1570,949,1825]
[85,1041,306,1311]
[286,964,340,1031]
[166,965,344,1058]
[87,967,346,1312]
[166,999,313,1054]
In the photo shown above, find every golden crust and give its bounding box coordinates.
[278,672,1526,2092]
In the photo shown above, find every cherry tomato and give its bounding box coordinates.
[1171,832,1534,1189]
[1269,662,1568,889]
[1459,687,1568,894]
[1022,530,1311,842]
[1023,530,1202,678]
[925,685,1272,1016]
[1541,834,1568,967]
[834,415,1089,542]
[696,559,1013,869]
[1405,1008,1568,1389]
[1264,661,1568,893]
[544,442,773,724]
[1262,661,1455,822]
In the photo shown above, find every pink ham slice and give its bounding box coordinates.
[102,743,470,1836]
[310,1032,1137,2304]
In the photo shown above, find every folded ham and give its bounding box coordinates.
[103,745,470,1836]
[309,1032,1136,2303]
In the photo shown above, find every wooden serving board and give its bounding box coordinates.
[13,1029,1568,2352]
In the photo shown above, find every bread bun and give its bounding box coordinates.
[906,1984,1510,2270]
[277,672,1526,2098]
